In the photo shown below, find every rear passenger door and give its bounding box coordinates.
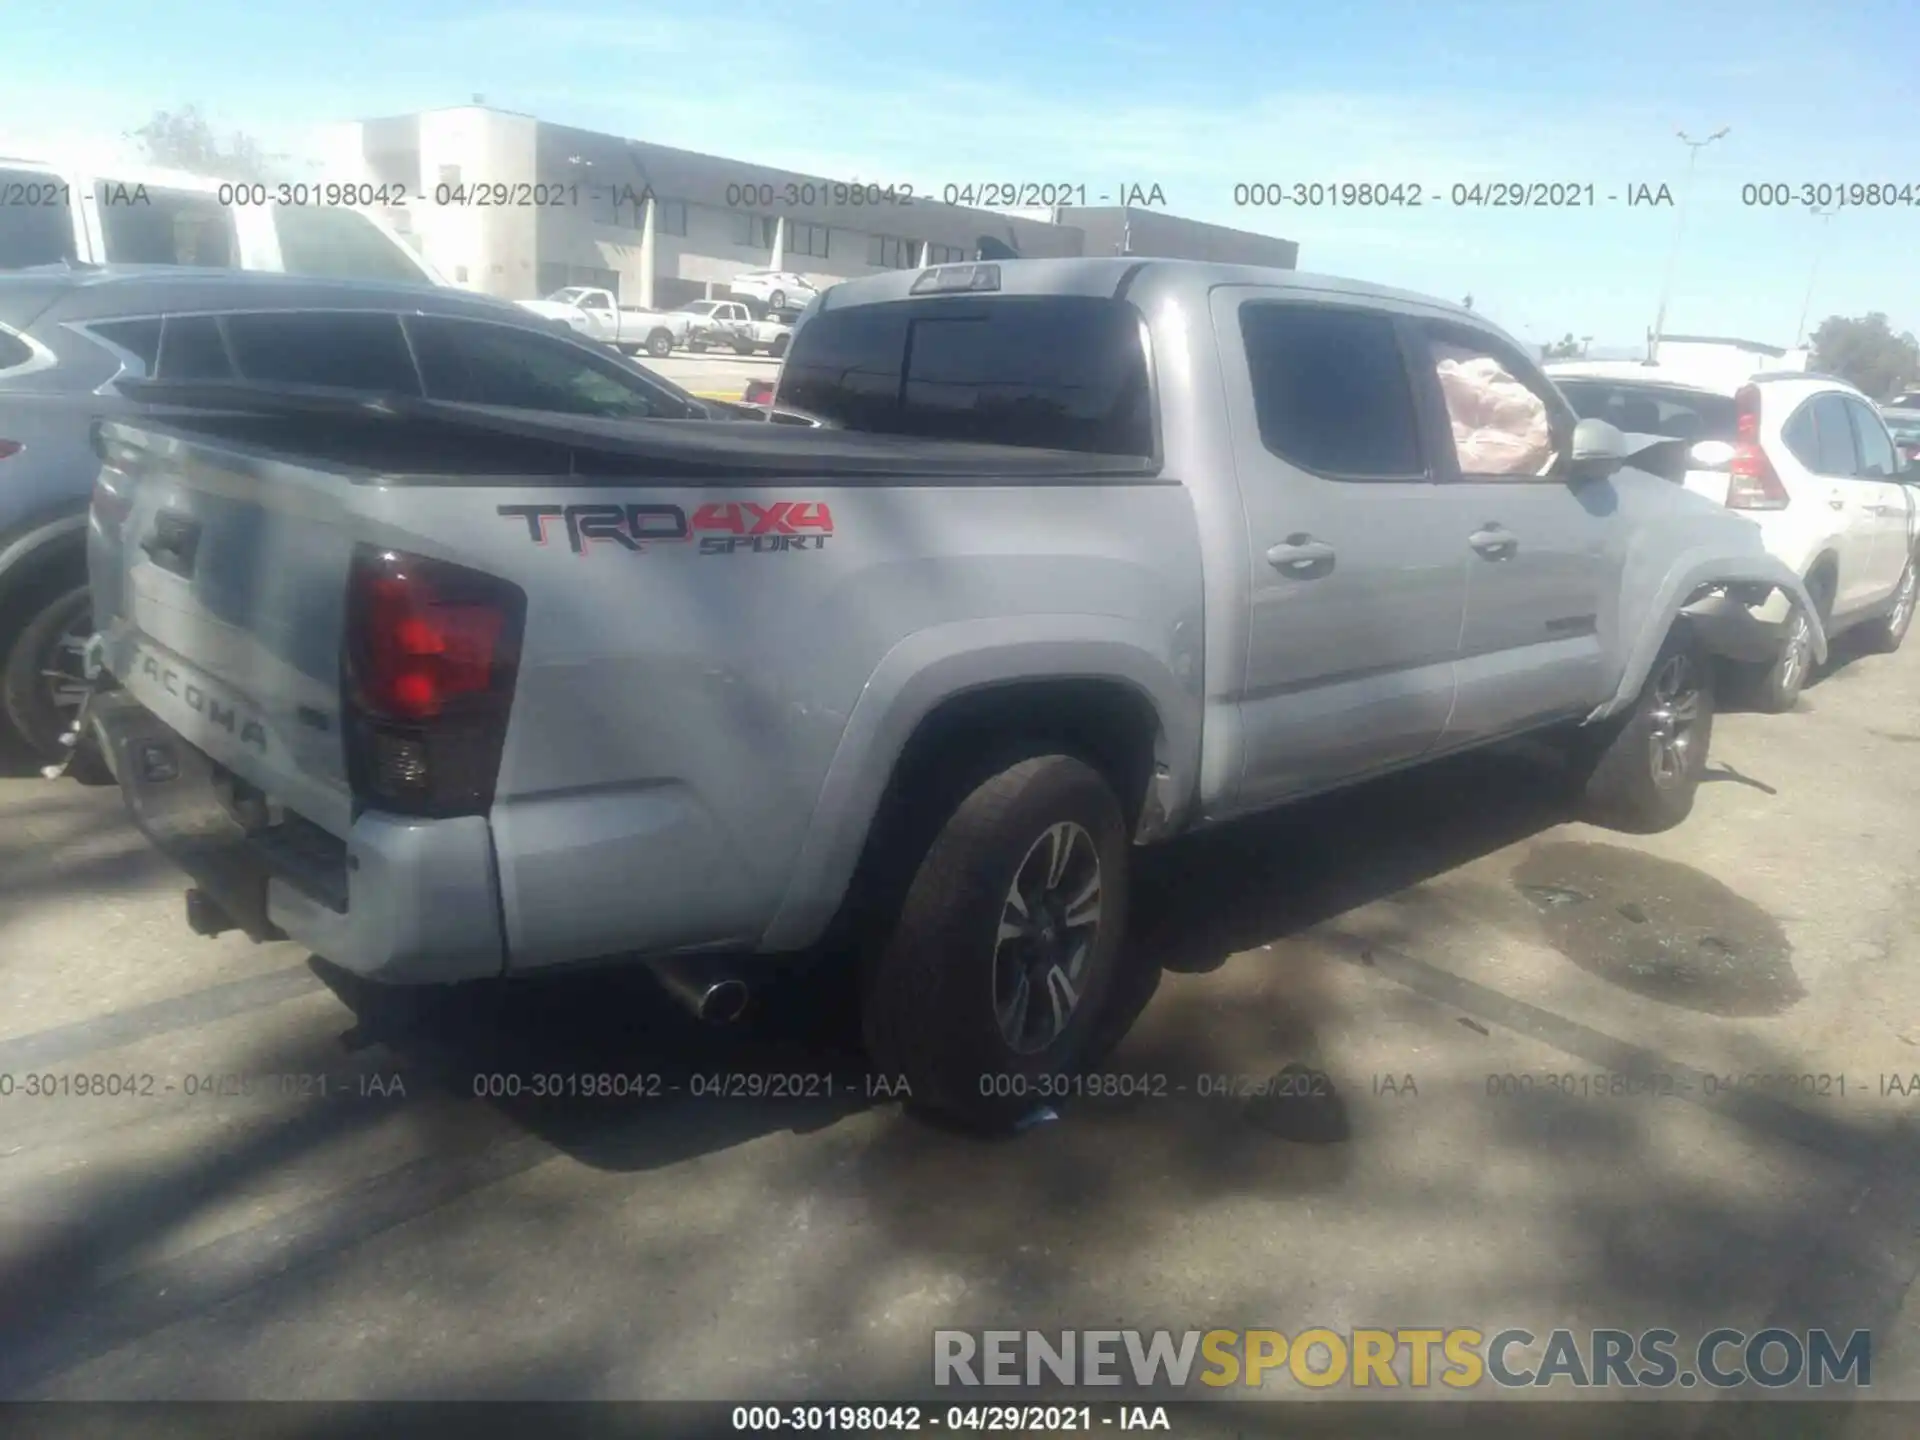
[1405,320,1618,744]
[1844,396,1916,599]
[1788,392,1881,616]
[1214,291,1467,807]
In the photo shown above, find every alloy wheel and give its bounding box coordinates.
[992,821,1103,1055]
[1646,653,1703,789]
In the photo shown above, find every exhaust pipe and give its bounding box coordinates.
[652,958,751,1025]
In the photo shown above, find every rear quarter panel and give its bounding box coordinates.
[393,477,1206,970]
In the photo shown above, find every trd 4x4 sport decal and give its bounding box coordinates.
[497,500,835,556]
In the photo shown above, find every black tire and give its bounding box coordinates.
[646,331,673,359]
[1730,567,1832,711]
[1860,555,1917,654]
[686,339,706,354]
[771,336,789,359]
[2,580,109,782]
[1568,627,1715,833]
[732,343,754,356]
[768,289,786,310]
[862,753,1130,1132]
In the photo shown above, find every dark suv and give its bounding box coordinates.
[0,265,758,769]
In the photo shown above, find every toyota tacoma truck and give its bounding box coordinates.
[78,258,1826,1131]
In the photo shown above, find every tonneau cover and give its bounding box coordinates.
[109,379,1167,484]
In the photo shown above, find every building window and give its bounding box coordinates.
[929,243,966,265]
[790,222,830,259]
[654,199,687,236]
[870,235,919,269]
[731,212,776,249]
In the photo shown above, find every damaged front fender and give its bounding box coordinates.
[1591,547,1828,725]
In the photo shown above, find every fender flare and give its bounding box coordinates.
[756,613,1201,953]
[1591,548,1828,723]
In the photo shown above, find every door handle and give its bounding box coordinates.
[1468,526,1518,560]
[1266,535,1336,577]
[1829,495,1847,510]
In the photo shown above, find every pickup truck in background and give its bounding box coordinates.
[516,287,691,358]
[681,299,756,354]
[81,257,1825,1132]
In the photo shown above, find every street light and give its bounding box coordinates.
[1794,205,1837,348]
[1650,126,1731,359]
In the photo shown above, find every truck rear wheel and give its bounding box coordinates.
[646,331,673,358]
[862,753,1129,1132]
[1568,627,1714,833]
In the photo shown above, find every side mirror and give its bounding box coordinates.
[1688,439,1738,471]
[1566,417,1629,481]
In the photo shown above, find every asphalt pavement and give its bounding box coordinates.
[3,631,1919,1420]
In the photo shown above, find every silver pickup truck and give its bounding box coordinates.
[80,257,1824,1130]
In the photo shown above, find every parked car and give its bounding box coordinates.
[681,299,756,353]
[1550,362,1918,710]
[727,269,818,311]
[743,311,796,358]
[82,257,1822,1130]
[514,286,691,358]
[0,155,445,287]
[0,264,759,770]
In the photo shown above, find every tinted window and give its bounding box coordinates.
[779,296,1153,456]
[1846,400,1898,477]
[0,170,76,268]
[273,205,430,284]
[89,318,164,370]
[223,312,420,393]
[1557,381,1737,442]
[97,183,235,267]
[156,315,235,379]
[1809,393,1859,475]
[1238,304,1421,478]
[409,317,678,419]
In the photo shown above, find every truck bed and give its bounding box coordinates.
[112,380,1168,485]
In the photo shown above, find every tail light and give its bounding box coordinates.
[343,546,526,818]
[743,379,775,406]
[1726,385,1790,510]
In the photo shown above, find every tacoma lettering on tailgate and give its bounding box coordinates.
[139,653,269,752]
[497,501,835,556]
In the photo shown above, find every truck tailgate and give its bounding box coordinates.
[93,421,357,838]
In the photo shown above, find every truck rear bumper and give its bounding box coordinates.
[92,691,505,986]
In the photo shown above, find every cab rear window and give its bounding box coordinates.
[778,295,1153,456]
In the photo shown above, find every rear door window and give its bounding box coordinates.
[1809,393,1860,476]
[1844,399,1898,478]
[155,315,235,379]
[778,295,1154,456]
[1237,303,1423,478]
[222,311,420,393]
[96,182,236,267]
[408,316,683,418]
[88,317,164,372]
[0,169,77,268]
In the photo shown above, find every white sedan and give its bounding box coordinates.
[727,269,819,312]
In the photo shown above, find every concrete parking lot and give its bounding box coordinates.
[3,631,1919,1422]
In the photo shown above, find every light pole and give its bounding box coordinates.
[1650,126,1731,360]
[1794,205,1837,348]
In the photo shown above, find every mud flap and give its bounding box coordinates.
[89,690,286,942]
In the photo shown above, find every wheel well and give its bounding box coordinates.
[1805,553,1838,614]
[0,528,87,644]
[824,678,1164,955]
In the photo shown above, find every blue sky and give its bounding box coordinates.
[6,0,1914,353]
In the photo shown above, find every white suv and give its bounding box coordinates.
[1551,362,1918,709]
